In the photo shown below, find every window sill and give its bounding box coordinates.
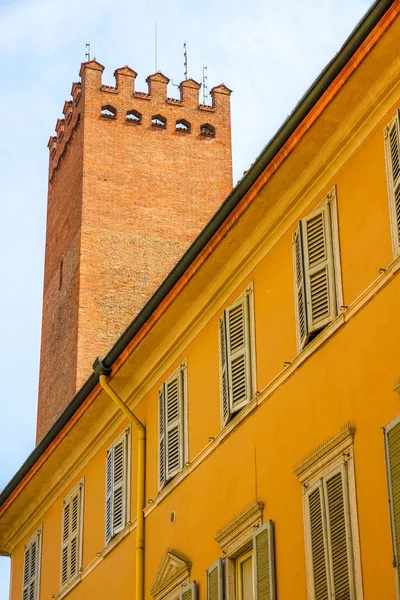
[55,576,81,600]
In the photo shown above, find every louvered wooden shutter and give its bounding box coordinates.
[105,432,128,543]
[165,371,184,480]
[158,386,166,489]
[23,530,41,600]
[386,111,400,253]
[61,486,82,588]
[180,581,197,600]
[307,482,329,600]
[253,521,276,600]
[324,470,353,599]
[112,438,126,534]
[293,228,308,349]
[219,315,230,425]
[300,205,336,334]
[225,296,251,414]
[207,559,224,600]
[105,447,113,543]
[385,419,400,586]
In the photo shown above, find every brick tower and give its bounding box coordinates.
[37,60,232,442]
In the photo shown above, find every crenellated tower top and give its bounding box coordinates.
[48,60,232,183]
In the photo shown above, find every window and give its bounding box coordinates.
[384,110,400,256]
[295,427,362,600]
[292,188,342,350]
[126,109,142,124]
[158,362,187,490]
[22,527,42,600]
[176,119,191,133]
[210,517,276,600]
[60,481,84,590]
[384,414,400,591]
[219,284,255,426]
[150,551,195,600]
[200,123,215,137]
[236,551,253,600]
[152,115,167,128]
[105,428,130,543]
[101,105,117,119]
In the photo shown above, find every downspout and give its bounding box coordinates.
[93,358,145,600]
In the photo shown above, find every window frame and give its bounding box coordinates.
[236,549,254,600]
[295,428,363,600]
[218,282,256,428]
[59,479,84,592]
[22,526,42,600]
[384,110,400,258]
[158,360,188,491]
[105,427,131,545]
[292,187,343,352]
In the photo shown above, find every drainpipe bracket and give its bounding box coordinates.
[93,357,112,377]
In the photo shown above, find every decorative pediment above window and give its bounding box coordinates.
[150,552,191,600]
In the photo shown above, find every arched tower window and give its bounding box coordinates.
[200,123,215,137]
[126,110,142,124]
[101,105,117,119]
[176,119,191,133]
[151,115,167,128]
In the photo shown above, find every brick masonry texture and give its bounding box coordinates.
[36,61,233,442]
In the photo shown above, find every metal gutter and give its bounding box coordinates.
[0,0,395,508]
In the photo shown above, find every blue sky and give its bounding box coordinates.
[0,0,373,595]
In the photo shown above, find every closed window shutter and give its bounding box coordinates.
[105,432,128,543]
[158,386,166,489]
[219,315,230,425]
[324,470,353,599]
[112,439,126,534]
[300,205,336,335]
[293,228,308,349]
[165,371,184,480]
[61,487,82,588]
[307,483,329,600]
[105,448,113,543]
[386,111,400,253]
[180,581,197,600]
[225,296,251,414]
[385,420,400,585]
[22,530,40,600]
[207,559,224,600]
[253,521,276,600]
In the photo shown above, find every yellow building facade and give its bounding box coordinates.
[2,1,400,599]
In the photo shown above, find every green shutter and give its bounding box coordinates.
[61,485,82,588]
[22,530,41,600]
[207,559,224,600]
[180,582,197,600]
[385,419,400,587]
[158,386,166,489]
[253,521,276,600]
[165,371,184,480]
[225,296,251,414]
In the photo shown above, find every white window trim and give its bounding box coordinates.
[59,478,84,592]
[218,281,257,428]
[384,111,400,258]
[295,427,364,600]
[22,525,42,600]
[215,502,264,600]
[158,360,188,491]
[105,426,131,545]
[293,186,343,353]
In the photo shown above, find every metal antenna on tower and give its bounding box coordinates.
[184,41,188,80]
[85,43,91,61]
[202,65,208,104]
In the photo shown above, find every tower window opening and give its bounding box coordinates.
[176,119,191,133]
[200,123,215,137]
[151,115,167,128]
[126,110,142,124]
[101,105,117,119]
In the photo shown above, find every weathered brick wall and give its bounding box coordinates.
[36,60,232,442]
